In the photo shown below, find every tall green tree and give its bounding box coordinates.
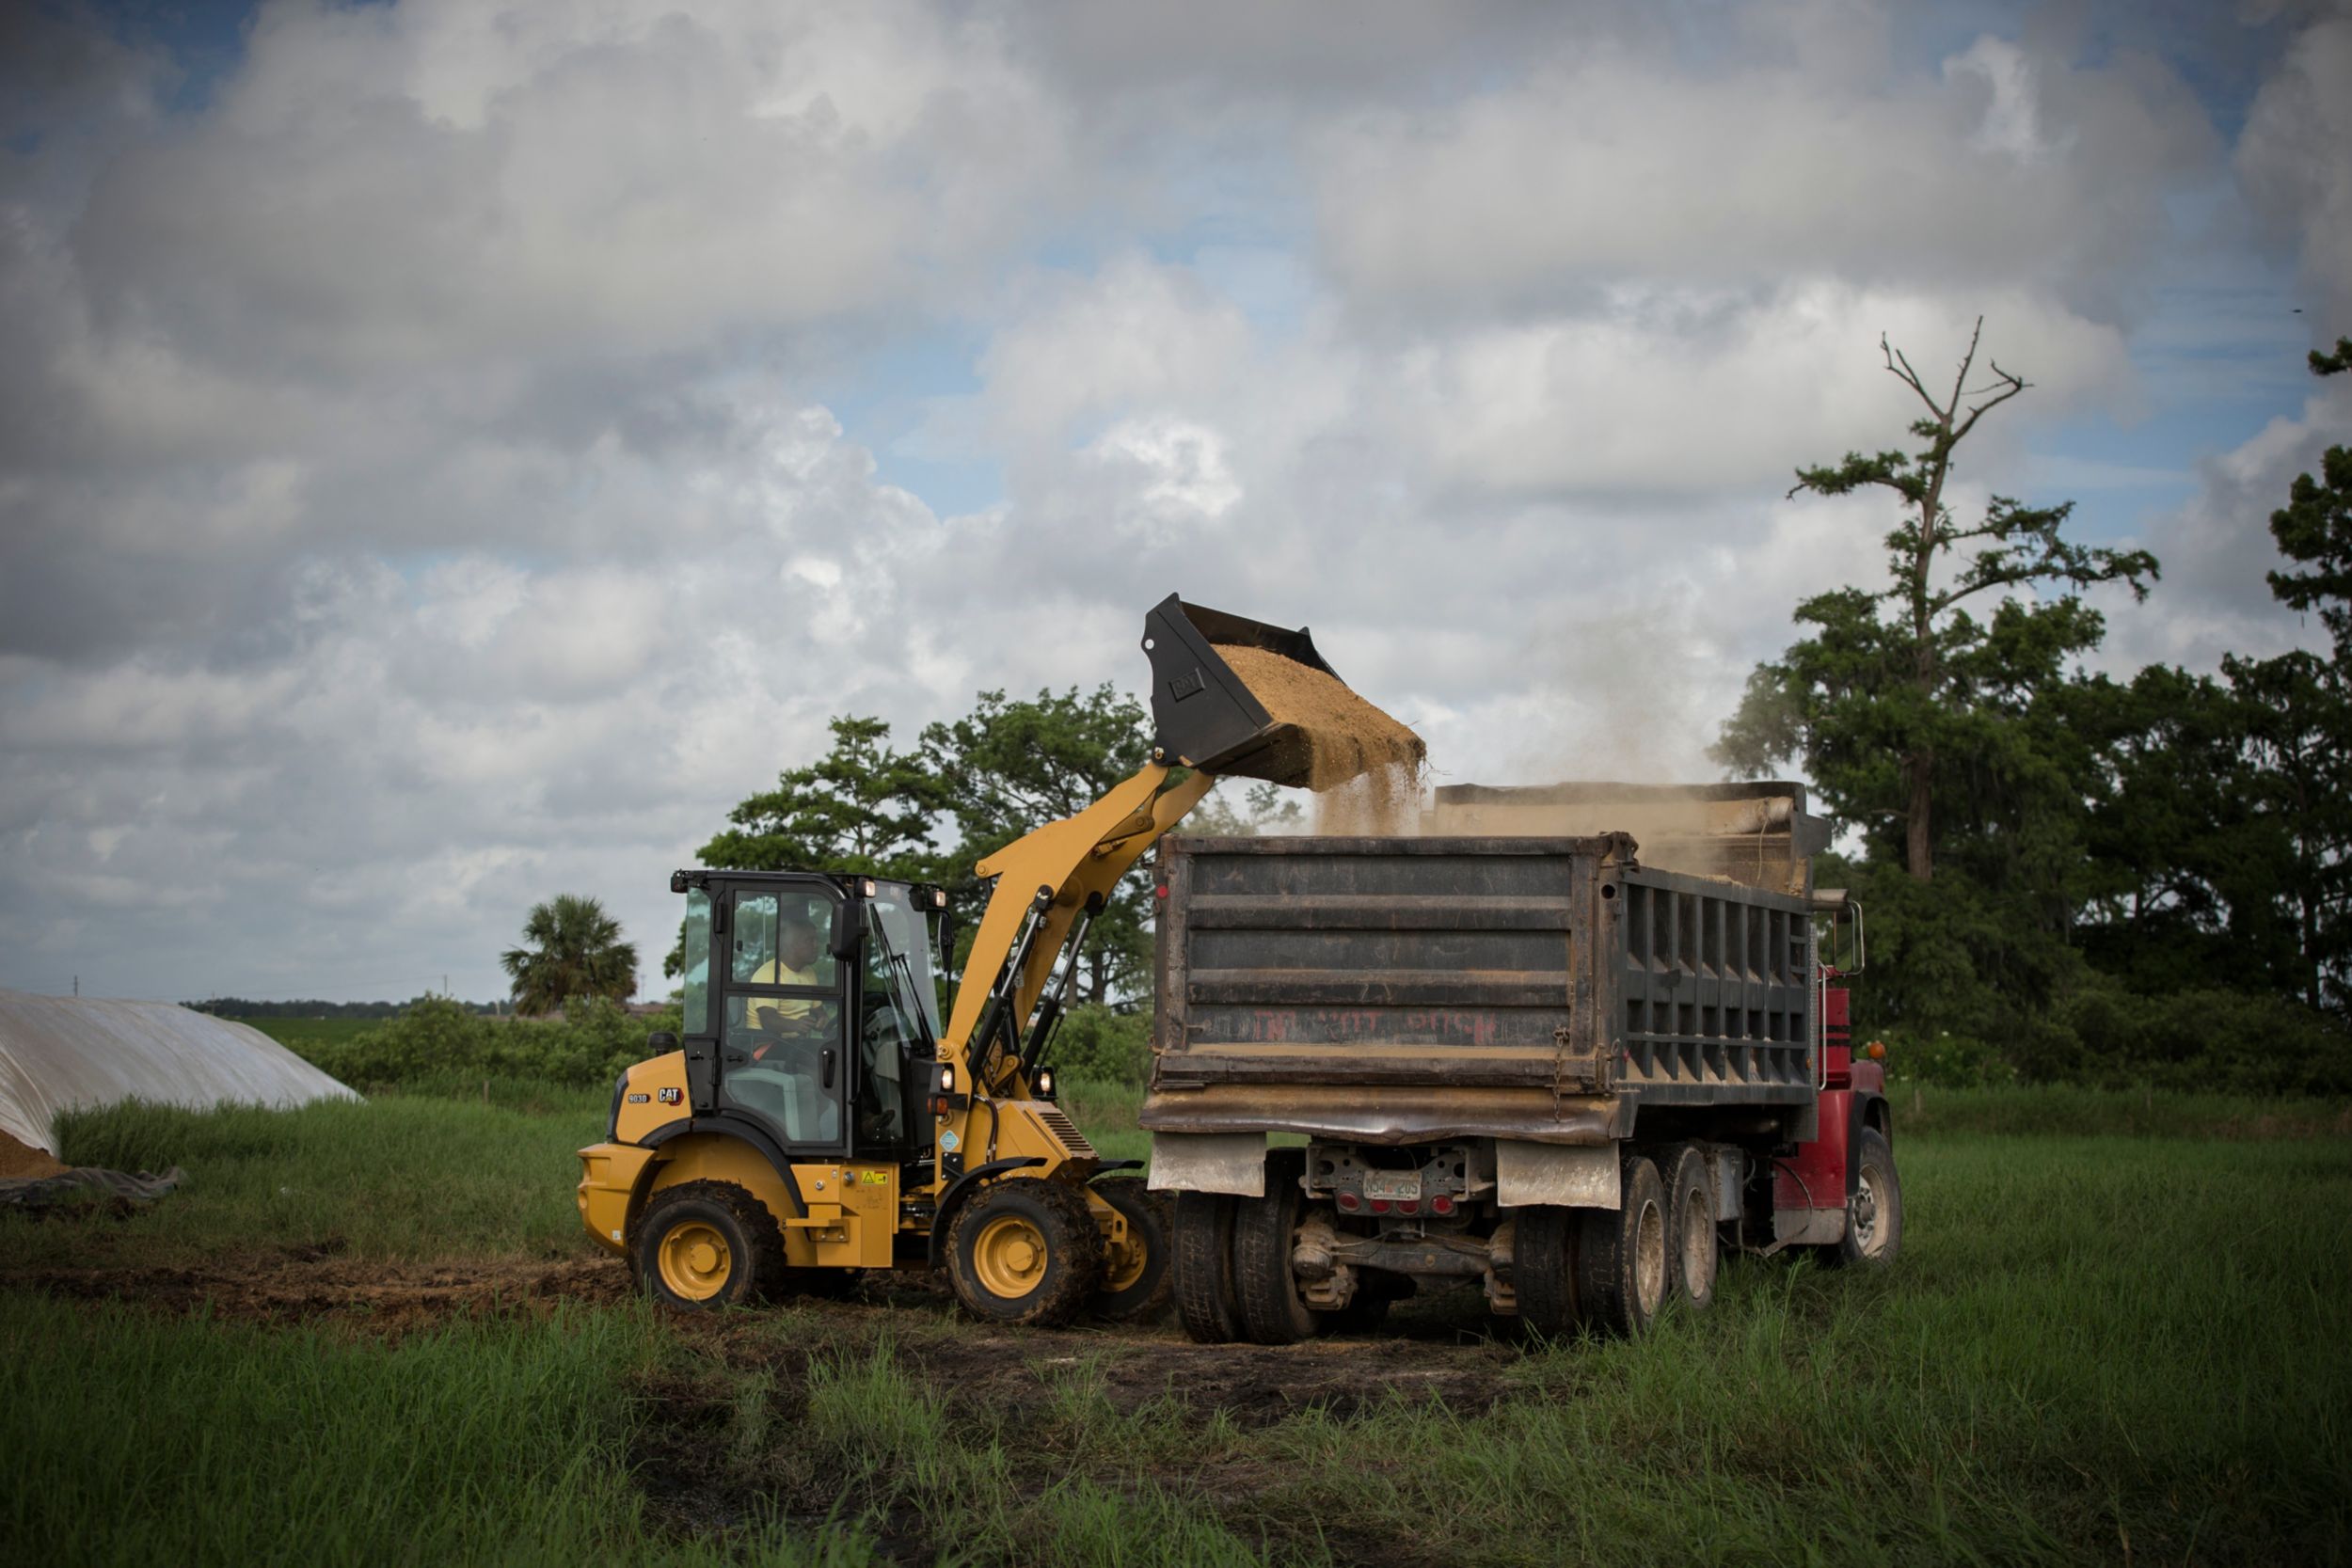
[919,685,1156,1004]
[2236,334,2352,1011]
[1718,319,2157,883]
[2267,336,2352,661]
[697,715,944,879]
[501,895,638,1014]
[670,716,945,979]
[2034,337,2351,1018]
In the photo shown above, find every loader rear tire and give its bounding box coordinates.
[1233,1150,1315,1346]
[1576,1155,1669,1338]
[947,1178,1104,1326]
[632,1180,783,1311]
[1515,1205,1582,1338]
[1089,1177,1174,1323]
[1663,1146,1718,1312]
[1172,1191,1244,1344]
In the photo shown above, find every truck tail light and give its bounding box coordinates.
[1430,1195,1455,1216]
[1335,1190,1361,1212]
[1369,1197,1391,1214]
[1396,1198,1420,1216]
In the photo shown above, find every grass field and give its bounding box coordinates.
[6,1085,2350,1567]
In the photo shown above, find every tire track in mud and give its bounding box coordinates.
[5,1248,630,1332]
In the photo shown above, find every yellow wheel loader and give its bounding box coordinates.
[575,595,1383,1324]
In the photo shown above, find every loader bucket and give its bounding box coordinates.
[1141,594,1419,788]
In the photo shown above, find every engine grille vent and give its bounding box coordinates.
[1036,1104,1096,1158]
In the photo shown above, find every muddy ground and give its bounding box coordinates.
[8,1248,1524,1563]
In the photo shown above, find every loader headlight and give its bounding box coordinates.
[936,1063,956,1093]
[1036,1068,1057,1099]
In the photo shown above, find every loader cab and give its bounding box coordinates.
[672,869,946,1165]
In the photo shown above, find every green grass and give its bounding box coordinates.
[1883,1082,2352,1140]
[22,1091,609,1268]
[0,1291,878,1568]
[7,1084,2351,1565]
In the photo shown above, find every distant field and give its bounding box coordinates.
[231,1015,380,1053]
[6,1085,2349,1567]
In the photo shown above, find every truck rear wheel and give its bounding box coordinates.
[632,1180,783,1311]
[946,1178,1104,1326]
[1171,1191,1245,1344]
[1577,1155,1670,1338]
[1233,1151,1316,1346]
[1663,1146,1718,1311]
[1515,1205,1582,1338]
[1829,1126,1902,1266]
[1089,1177,1174,1322]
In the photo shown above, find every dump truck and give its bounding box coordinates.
[1142,780,1897,1341]
[575,595,1414,1325]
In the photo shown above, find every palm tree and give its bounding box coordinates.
[501,895,638,1014]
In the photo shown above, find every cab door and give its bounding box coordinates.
[714,880,850,1153]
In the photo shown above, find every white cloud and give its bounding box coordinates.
[0,0,2322,1003]
[1310,28,2213,314]
[2237,15,2352,325]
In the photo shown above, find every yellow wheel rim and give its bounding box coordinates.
[657,1220,734,1301]
[1103,1215,1151,1293]
[971,1213,1051,1300]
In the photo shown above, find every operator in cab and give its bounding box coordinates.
[745,908,833,1040]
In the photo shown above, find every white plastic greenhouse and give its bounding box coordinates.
[0,990,359,1156]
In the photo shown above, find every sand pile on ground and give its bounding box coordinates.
[1215,644,1426,797]
[0,1130,69,1180]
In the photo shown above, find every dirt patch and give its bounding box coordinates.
[896,1318,1514,1429]
[0,1130,68,1180]
[6,1248,629,1332]
[1215,643,1425,795]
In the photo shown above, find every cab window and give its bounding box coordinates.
[730,889,838,990]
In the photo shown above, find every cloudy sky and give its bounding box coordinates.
[4,0,2347,1005]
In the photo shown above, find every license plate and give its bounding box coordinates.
[1362,1170,1422,1202]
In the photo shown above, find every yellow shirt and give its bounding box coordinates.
[744,958,825,1022]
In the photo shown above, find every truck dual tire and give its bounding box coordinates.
[1172,1190,1245,1344]
[1516,1204,1581,1338]
[1577,1155,1671,1338]
[946,1177,1104,1326]
[631,1180,786,1310]
[1661,1145,1719,1312]
[1232,1150,1317,1346]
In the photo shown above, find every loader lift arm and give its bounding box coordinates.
[933,594,1362,1109]
[944,763,1214,1095]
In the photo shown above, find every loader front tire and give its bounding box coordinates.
[1233,1151,1315,1346]
[1089,1177,1174,1323]
[1171,1191,1244,1344]
[632,1180,782,1311]
[1576,1155,1670,1338]
[947,1178,1104,1326]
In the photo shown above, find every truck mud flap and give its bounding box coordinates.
[1495,1140,1619,1209]
[1146,1132,1267,1196]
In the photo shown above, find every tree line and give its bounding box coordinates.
[1719,327,2349,1089]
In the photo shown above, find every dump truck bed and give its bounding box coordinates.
[1140,834,1820,1147]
